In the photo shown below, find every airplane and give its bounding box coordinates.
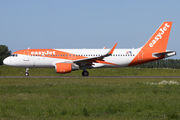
[3,22,176,76]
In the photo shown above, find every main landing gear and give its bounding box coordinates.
[25,68,29,77]
[82,70,89,76]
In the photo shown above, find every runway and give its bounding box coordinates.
[1,76,180,78]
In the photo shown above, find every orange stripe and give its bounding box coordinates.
[13,49,86,60]
[95,60,118,66]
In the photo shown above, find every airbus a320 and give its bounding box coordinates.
[3,22,176,76]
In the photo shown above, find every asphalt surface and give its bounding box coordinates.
[1,76,180,78]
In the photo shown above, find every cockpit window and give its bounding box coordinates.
[11,54,18,57]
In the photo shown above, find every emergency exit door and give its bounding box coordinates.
[138,51,143,61]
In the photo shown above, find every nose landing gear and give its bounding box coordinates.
[25,68,29,77]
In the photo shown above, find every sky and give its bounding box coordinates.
[0,0,180,59]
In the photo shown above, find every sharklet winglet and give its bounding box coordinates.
[107,43,117,55]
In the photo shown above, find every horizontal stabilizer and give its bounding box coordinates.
[152,51,176,58]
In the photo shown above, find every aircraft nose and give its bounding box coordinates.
[3,57,18,67]
[3,57,12,66]
[3,58,8,65]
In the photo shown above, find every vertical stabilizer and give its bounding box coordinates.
[142,22,172,52]
[128,22,173,66]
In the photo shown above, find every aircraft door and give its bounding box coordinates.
[23,51,29,61]
[138,51,143,61]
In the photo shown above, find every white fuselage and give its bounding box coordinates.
[3,48,141,68]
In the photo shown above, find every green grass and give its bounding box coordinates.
[0,78,180,119]
[1,65,180,76]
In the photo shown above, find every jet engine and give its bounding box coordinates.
[55,63,79,73]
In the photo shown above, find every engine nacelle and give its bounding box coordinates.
[55,63,79,74]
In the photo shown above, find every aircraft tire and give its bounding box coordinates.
[25,72,29,77]
[82,71,89,76]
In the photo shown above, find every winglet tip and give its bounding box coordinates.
[108,43,118,55]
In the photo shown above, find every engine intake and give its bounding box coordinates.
[55,63,79,73]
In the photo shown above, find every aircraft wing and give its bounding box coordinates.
[73,43,117,64]
[52,43,118,67]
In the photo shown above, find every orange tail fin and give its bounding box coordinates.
[142,22,172,52]
[128,22,173,66]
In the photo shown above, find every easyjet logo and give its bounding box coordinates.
[149,23,170,47]
[31,51,56,55]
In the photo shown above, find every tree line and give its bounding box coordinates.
[132,59,180,69]
[0,45,11,65]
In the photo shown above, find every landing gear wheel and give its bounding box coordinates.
[82,71,89,76]
[25,72,29,77]
[25,68,29,77]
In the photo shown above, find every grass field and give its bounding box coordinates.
[1,65,180,76]
[0,77,180,119]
